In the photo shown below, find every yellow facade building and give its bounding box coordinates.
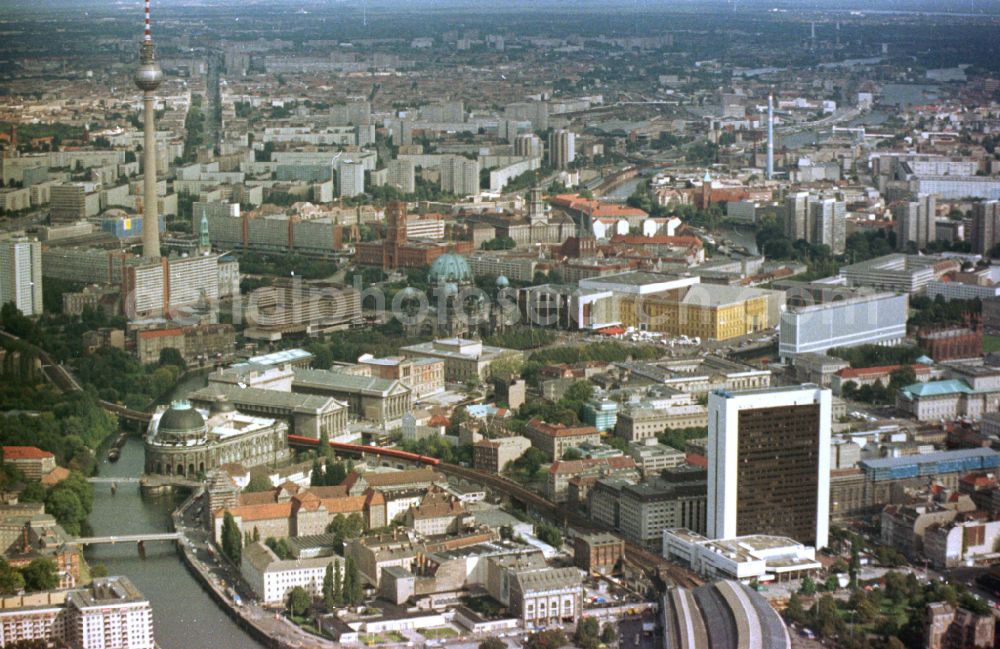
[617,284,779,341]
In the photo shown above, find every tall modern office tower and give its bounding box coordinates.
[133,0,163,260]
[548,129,576,170]
[0,237,43,316]
[707,384,831,549]
[809,198,847,254]
[971,200,1000,256]
[766,93,774,180]
[783,191,811,241]
[893,193,937,252]
[338,160,366,198]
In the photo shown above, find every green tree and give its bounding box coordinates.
[21,558,58,591]
[600,622,617,644]
[479,638,507,649]
[889,366,917,390]
[534,523,562,548]
[318,430,333,459]
[526,629,568,649]
[221,511,242,565]
[344,557,363,606]
[800,575,817,595]
[90,563,109,578]
[0,558,25,595]
[325,458,347,486]
[849,545,860,589]
[563,381,595,404]
[332,559,343,606]
[326,513,365,552]
[510,447,547,479]
[488,354,524,381]
[244,474,273,493]
[287,586,310,617]
[812,594,844,639]
[856,596,878,624]
[19,481,45,503]
[574,616,600,649]
[322,563,336,611]
[784,592,807,625]
[265,537,293,560]
[481,236,516,251]
[44,488,85,536]
[158,347,186,369]
[310,460,324,487]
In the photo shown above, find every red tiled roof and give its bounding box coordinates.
[342,468,442,489]
[320,495,368,515]
[836,364,930,380]
[308,486,350,499]
[527,419,599,438]
[686,453,707,468]
[2,446,54,460]
[549,194,648,219]
[40,467,70,486]
[549,456,637,474]
[609,234,703,248]
[216,502,292,521]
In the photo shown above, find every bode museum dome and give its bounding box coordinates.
[144,398,289,477]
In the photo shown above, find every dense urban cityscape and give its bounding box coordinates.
[3,0,1000,647]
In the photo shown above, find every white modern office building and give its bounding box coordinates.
[0,236,42,316]
[778,292,908,359]
[338,160,366,198]
[708,384,831,549]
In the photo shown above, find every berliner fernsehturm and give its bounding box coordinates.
[133,0,163,259]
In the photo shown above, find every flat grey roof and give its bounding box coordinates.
[861,447,998,469]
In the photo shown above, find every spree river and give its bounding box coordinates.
[87,436,266,649]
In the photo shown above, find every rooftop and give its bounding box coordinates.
[860,447,998,470]
[512,566,583,592]
[899,379,976,399]
[243,348,313,367]
[190,383,345,414]
[293,368,409,397]
[580,271,685,287]
[2,446,54,461]
[66,576,147,609]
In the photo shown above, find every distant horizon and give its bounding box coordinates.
[2,0,1000,9]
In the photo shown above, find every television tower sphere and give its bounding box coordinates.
[134,43,163,92]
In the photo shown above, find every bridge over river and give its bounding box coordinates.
[73,532,181,546]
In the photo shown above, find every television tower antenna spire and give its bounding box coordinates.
[134,0,164,259]
[767,90,774,181]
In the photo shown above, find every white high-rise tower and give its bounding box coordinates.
[0,237,42,317]
[134,0,163,259]
[708,384,831,549]
[766,93,774,180]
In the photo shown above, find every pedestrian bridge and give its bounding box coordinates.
[74,532,181,545]
[87,477,141,484]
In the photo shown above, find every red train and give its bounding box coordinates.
[286,434,441,466]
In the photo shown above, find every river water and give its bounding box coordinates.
[600,176,643,201]
[87,436,266,649]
